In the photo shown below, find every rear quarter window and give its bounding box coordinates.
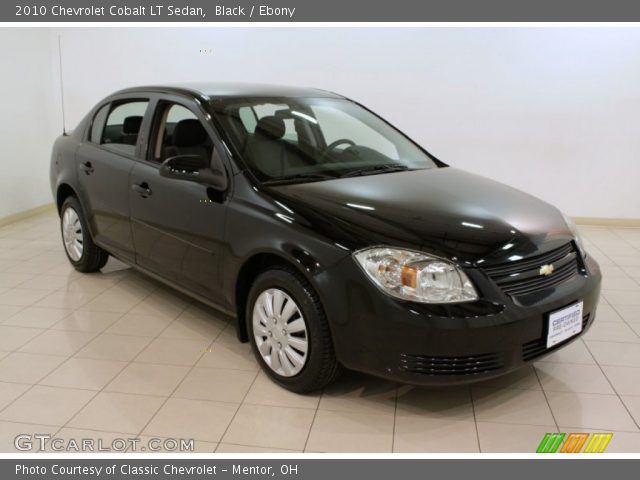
[89,104,109,144]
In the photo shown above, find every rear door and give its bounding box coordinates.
[75,96,150,261]
[129,95,230,303]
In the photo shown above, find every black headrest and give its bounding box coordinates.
[122,116,143,134]
[255,116,285,139]
[173,119,208,147]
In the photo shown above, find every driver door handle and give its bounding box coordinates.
[132,182,152,198]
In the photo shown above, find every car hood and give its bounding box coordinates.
[268,167,573,265]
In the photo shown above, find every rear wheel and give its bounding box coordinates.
[246,267,342,393]
[60,196,109,273]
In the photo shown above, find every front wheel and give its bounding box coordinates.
[246,267,342,393]
[60,196,109,273]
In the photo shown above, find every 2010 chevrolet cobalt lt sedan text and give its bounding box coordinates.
[50,83,602,392]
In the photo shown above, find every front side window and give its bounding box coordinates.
[150,102,213,165]
[101,100,149,155]
[212,97,438,184]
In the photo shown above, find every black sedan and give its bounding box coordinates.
[50,83,601,392]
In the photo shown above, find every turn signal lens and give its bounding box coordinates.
[401,266,417,288]
[354,247,478,304]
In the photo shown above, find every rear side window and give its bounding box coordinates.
[100,100,149,155]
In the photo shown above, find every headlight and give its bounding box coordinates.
[561,212,587,258]
[353,247,478,304]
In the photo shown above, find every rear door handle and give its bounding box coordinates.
[80,161,94,174]
[131,182,152,198]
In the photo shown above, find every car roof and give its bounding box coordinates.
[112,82,345,100]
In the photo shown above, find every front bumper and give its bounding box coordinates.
[315,254,602,386]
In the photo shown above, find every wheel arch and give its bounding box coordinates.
[56,183,78,213]
[233,250,321,342]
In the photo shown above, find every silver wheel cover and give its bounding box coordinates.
[252,288,308,377]
[62,207,83,261]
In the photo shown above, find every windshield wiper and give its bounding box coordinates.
[262,172,336,186]
[340,164,410,178]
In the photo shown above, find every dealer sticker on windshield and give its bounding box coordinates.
[546,301,583,348]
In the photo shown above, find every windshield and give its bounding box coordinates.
[211,97,440,184]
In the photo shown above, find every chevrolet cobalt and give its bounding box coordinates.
[50,83,601,392]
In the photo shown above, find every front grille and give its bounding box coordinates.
[482,243,579,297]
[522,313,590,361]
[400,352,504,376]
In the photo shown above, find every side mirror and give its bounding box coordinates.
[159,155,228,190]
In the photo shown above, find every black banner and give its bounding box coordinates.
[4,459,640,480]
[5,0,640,22]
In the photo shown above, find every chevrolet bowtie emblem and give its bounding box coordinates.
[539,264,555,276]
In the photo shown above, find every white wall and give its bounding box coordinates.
[0,29,61,219]
[4,27,640,219]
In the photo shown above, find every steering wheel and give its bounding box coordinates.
[319,139,356,163]
[325,138,356,153]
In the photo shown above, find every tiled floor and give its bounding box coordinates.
[0,210,639,453]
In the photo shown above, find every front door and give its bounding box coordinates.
[129,98,229,303]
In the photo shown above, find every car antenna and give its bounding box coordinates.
[58,34,67,136]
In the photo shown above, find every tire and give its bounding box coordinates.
[246,266,342,393]
[60,196,109,273]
